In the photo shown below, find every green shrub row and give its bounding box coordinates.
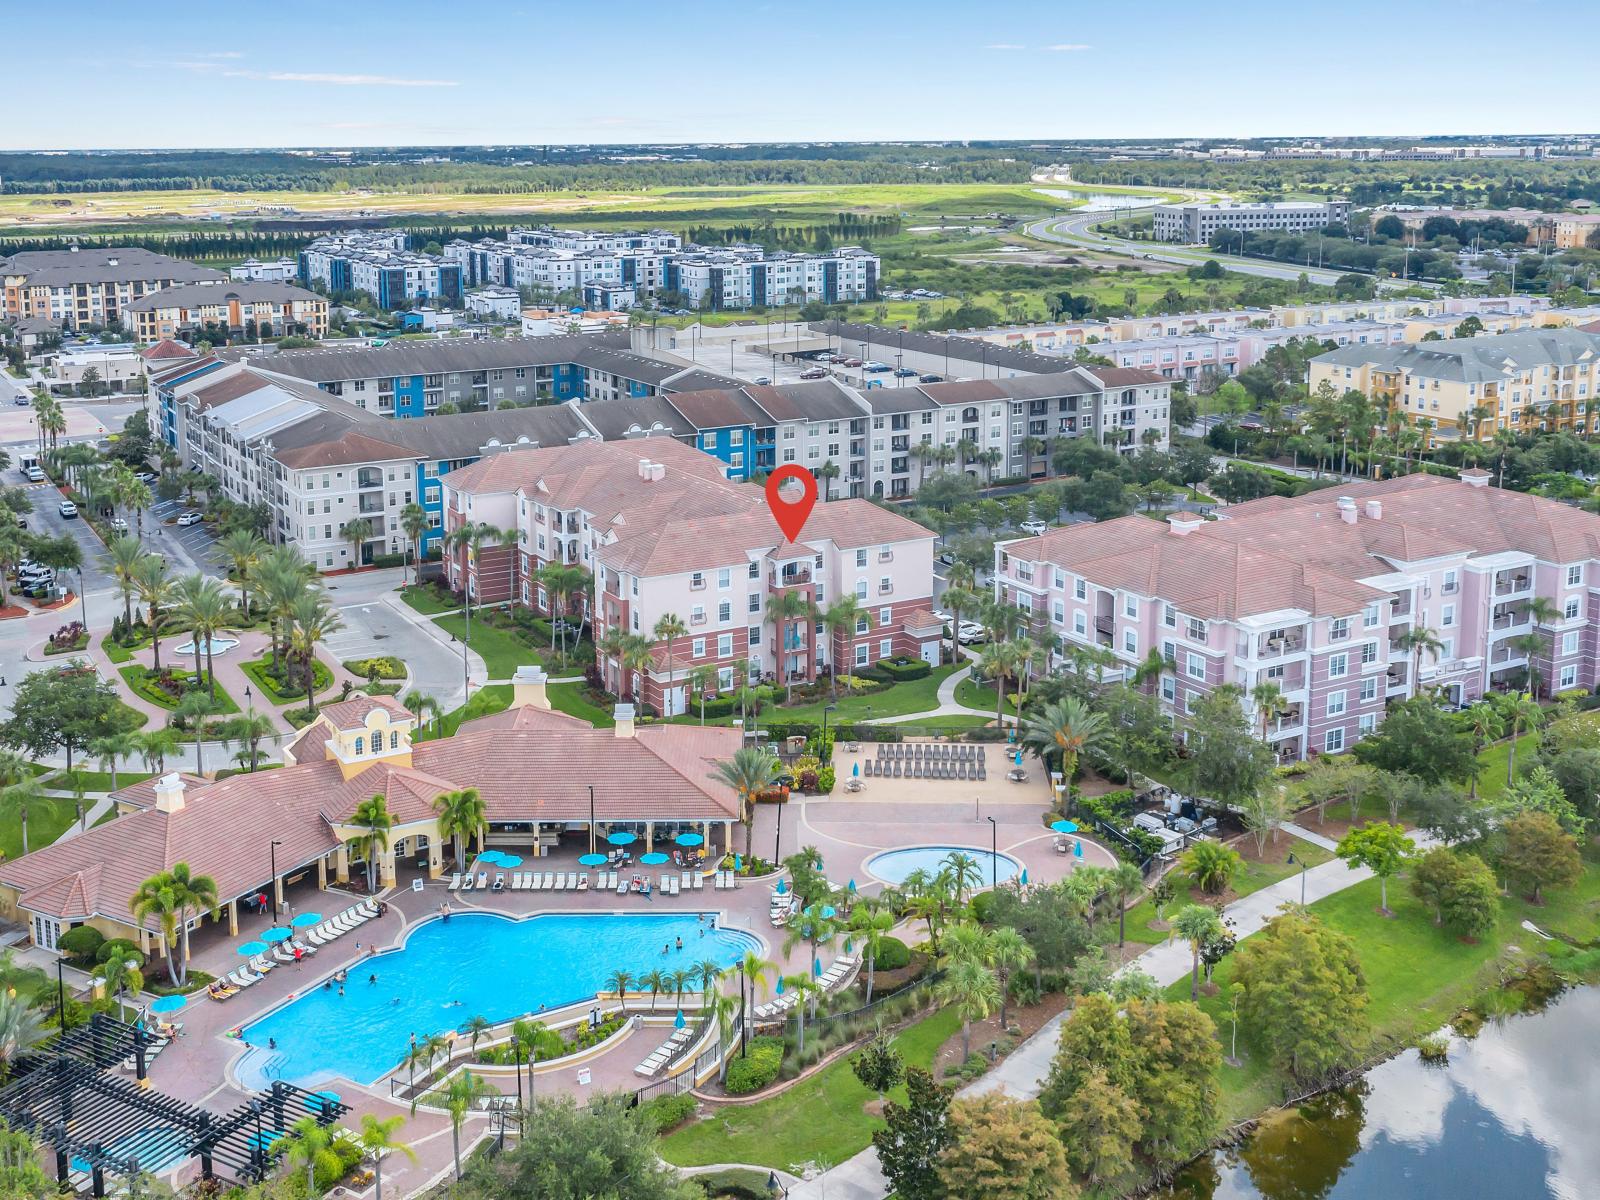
[640,1092,697,1134]
[342,656,407,680]
[860,655,932,682]
[723,1035,784,1095]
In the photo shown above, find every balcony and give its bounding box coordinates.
[772,565,812,587]
[1269,706,1305,735]
[1386,664,1409,692]
[356,468,383,490]
[877,550,894,563]
[1495,569,1532,597]
[1389,593,1412,617]
[357,495,385,515]
[1254,629,1306,658]
[690,613,708,627]
[690,577,707,592]
[1492,605,1530,631]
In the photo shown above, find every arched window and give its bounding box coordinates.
[390,730,399,750]
[354,736,365,755]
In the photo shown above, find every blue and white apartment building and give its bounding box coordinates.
[299,231,462,309]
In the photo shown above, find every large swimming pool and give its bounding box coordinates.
[237,912,759,1088]
[866,845,1021,887]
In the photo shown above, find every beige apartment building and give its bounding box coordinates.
[0,247,224,330]
[121,281,329,342]
[1310,328,1600,442]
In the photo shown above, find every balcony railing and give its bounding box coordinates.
[690,614,708,627]
[1255,631,1306,657]
[878,582,893,595]
[1495,572,1532,596]
[689,579,707,591]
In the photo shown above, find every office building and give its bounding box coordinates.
[1152,201,1352,242]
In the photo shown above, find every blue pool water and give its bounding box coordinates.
[866,845,1021,887]
[238,912,759,1088]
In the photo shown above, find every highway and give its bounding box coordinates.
[1023,173,1437,293]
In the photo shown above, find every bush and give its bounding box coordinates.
[640,1092,696,1133]
[370,552,405,569]
[871,655,932,682]
[342,656,406,680]
[46,621,88,654]
[874,936,911,971]
[57,925,104,960]
[95,937,142,966]
[723,1036,784,1095]
[817,766,836,794]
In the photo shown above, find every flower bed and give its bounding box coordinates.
[45,622,88,655]
[241,654,333,704]
[341,655,407,680]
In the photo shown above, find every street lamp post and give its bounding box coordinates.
[1287,852,1308,907]
[986,816,997,888]
[269,839,282,924]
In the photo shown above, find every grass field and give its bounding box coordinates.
[51,767,155,793]
[398,585,460,616]
[432,612,541,680]
[660,1006,959,1171]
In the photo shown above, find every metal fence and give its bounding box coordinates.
[631,1012,742,1106]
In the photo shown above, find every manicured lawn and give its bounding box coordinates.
[415,685,511,742]
[954,675,1016,715]
[1474,732,1538,801]
[51,768,154,793]
[432,612,541,679]
[1176,859,1600,1122]
[1120,836,1336,946]
[773,665,957,724]
[660,1007,960,1171]
[549,682,616,727]
[240,655,334,705]
[117,665,239,716]
[887,714,994,732]
[0,795,86,862]
[399,584,459,616]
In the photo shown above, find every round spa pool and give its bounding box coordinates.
[865,845,1021,887]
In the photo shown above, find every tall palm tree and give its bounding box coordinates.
[1399,625,1445,692]
[619,633,654,703]
[134,728,181,776]
[769,588,814,702]
[341,517,375,568]
[89,731,140,793]
[100,951,144,1023]
[652,613,689,716]
[639,968,668,1013]
[988,926,1034,1029]
[254,547,313,674]
[283,1117,337,1199]
[289,590,344,713]
[433,788,486,871]
[782,973,818,1056]
[686,663,718,726]
[1020,696,1109,808]
[1109,861,1145,948]
[1462,701,1505,800]
[1173,904,1223,1001]
[398,503,430,587]
[131,556,176,672]
[537,563,589,656]
[168,862,217,978]
[941,585,981,662]
[820,596,870,695]
[174,573,231,699]
[849,905,894,1004]
[216,530,265,617]
[1251,679,1290,740]
[447,521,510,635]
[1499,691,1543,784]
[107,535,145,630]
[224,711,275,773]
[935,957,1001,1060]
[605,969,634,1010]
[710,747,784,856]
[695,958,723,996]
[402,689,441,734]
[358,1113,416,1200]
[352,794,392,894]
[130,870,183,986]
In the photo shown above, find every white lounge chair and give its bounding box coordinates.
[447,873,461,891]
[681,871,692,891]
[250,956,276,975]
[228,969,257,988]
[357,900,380,918]
[530,873,543,890]
[617,875,629,895]
[476,873,488,889]
[459,874,475,892]
[543,872,555,889]
[693,873,704,890]
[577,873,589,891]
[492,872,505,891]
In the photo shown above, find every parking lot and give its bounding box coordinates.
[11,472,120,595]
[144,498,225,575]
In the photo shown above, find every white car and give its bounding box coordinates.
[57,501,77,519]
[109,517,129,533]
[24,466,44,483]
[176,511,203,527]
[957,622,987,645]
[134,471,157,484]
[1020,520,1049,536]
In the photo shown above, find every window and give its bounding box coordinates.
[718,667,734,691]
[390,731,399,750]
[1359,713,1377,734]
[1566,598,1581,620]
[1124,594,1138,619]
[855,644,869,666]
[1075,579,1087,601]
[691,638,705,657]
[1161,676,1176,702]
[1441,603,1455,627]
[1187,617,1206,643]
[1325,727,1345,753]
[1185,652,1206,681]
[354,736,364,755]
[1330,617,1350,642]
[855,579,868,600]
[880,638,893,657]
[717,568,731,589]
[1124,629,1137,654]
[748,626,761,647]
[1560,665,1578,690]
[1569,564,1584,587]
[718,601,731,623]
[747,593,761,614]
[1073,611,1087,636]
[856,549,868,568]
[1328,653,1348,679]
[1562,631,1580,655]
[1360,641,1378,666]
[879,607,892,626]
[717,634,733,657]
[690,571,705,589]
[1359,677,1377,702]
[1326,690,1346,717]
[748,561,760,579]
[1363,603,1380,628]
[1443,569,1458,594]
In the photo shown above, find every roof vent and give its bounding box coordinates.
[1166,512,1202,537]
[1460,468,1491,488]
[1336,496,1358,524]
[1365,499,1383,520]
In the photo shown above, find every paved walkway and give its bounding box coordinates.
[1283,821,1341,853]
[788,830,1439,1198]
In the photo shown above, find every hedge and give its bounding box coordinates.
[370,552,406,569]
[873,936,911,971]
[867,655,932,682]
[342,656,407,680]
[640,1092,697,1134]
[723,1036,784,1095]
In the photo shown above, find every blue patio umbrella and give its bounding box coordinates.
[847,879,857,893]
[478,850,505,864]
[578,852,608,867]
[148,994,185,1014]
[497,854,523,868]
[813,957,822,977]
[674,1009,686,1029]
[290,912,322,928]
[262,927,291,944]
[675,832,704,847]
[607,831,637,846]
[734,854,743,871]
[1015,749,1024,766]
[640,852,670,865]
[844,937,853,954]
[852,762,859,777]
[804,904,836,920]
[236,941,267,957]
[1020,868,1029,886]
[775,878,787,894]
[776,976,785,995]
[1051,820,1078,834]
[1073,840,1083,858]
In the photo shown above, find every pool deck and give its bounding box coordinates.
[132,746,1113,1196]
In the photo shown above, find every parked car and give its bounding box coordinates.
[1020,519,1049,536]
[863,361,891,373]
[58,501,77,519]
[752,376,771,385]
[109,516,128,533]
[893,367,917,377]
[918,373,944,383]
[799,367,828,380]
[24,466,44,483]
[843,358,863,368]
[176,511,203,527]
[957,621,987,645]
[134,471,157,484]
[12,396,28,407]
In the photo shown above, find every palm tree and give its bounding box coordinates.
[0,991,45,1078]
[849,906,894,1004]
[619,633,654,703]
[223,711,275,772]
[769,589,814,701]
[1499,691,1543,784]
[686,664,718,726]
[398,503,430,586]
[987,926,1034,1029]
[1462,701,1505,800]
[216,529,265,617]
[652,613,689,717]
[99,950,143,1023]
[131,556,176,672]
[1109,861,1145,948]
[283,1116,336,1199]
[461,1013,492,1059]
[254,549,312,674]
[639,968,668,1013]
[134,728,181,776]
[1251,680,1289,741]
[441,1071,492,1178]
[89,731,140,793]
[695,959,723,996]
[1173,904,1223,1001]
[606,968,634,1009]
[447,521,510,634]
[939,851,983,907]
[537,563,589,656]
[710,747,784,856]
[175,573,231,699]
[669,967,693,1012]
[340,517,375,568]
[174,691,217,776]
[941,585,980,662]
[130,870,183,986]
[433,788,486,872]
[167,862,217,979]
[1020,697,1109,809]
[358,1113,416,1200]
[820,597,870,695]
[351,794,392,894]
[107,536,145,630]
[289,590,343,713]
[782,973,818,1056]
[936,957,1001,1060]
[1399,625,1445,692]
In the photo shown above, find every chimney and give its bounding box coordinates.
[153,772,186,813]
[1166,512,1202,537]
[1336,496,1358,525]
[512,664,549,710]
[1460,468,1491,488]
[613,703,636,737]
[1365,499,1383,520]
[637,458,663,482]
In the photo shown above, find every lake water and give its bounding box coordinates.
[1034,188,1155,212]
[1158,986,1600,1200]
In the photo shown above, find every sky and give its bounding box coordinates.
[6,0,1592,150]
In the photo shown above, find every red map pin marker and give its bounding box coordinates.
[764,465,818,543]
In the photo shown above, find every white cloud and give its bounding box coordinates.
[985,43,1027,50]
[229,70,459,88]
[201,51,244,59]
[1045,43,1092,51]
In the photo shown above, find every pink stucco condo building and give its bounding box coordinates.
[994,470,1597,761]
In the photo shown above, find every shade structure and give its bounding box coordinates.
[607,832,637,846]
[148,994,186,1014]
[674,832,704,847]
[1051,820,1079,834]
[289,912,322,928]
[640,852,670,865]
[674,1009,686,1029]
[261,927,291,944]
[497,854,524,868]
[313,1090,342,1107]
[578,853,608,867]
[236,941,267,957]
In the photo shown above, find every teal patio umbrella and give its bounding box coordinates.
[148,994,185,1014]
[674,1009,686,1029]
[607,832,637,846]
[262,927,291,944]
[578,853,607,867]
[674,832,704,847]
[236,941,267,957]
[498,855,523,868]
[290,912,322,928]
[1051,819,1078,834]
[1020,868,1029,885]
[640,852,670,865]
